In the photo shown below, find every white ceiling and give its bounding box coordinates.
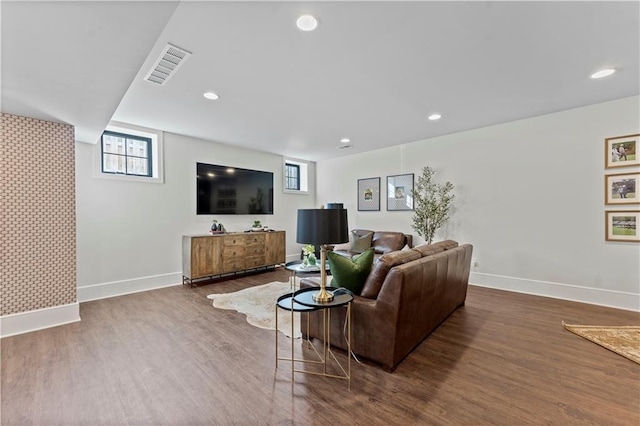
[2,1,639,162]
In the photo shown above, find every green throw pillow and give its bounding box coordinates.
[327,248,374,295]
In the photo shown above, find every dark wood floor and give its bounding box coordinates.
[2,267,639,425]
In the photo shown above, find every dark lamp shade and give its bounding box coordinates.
[296,208,349,245]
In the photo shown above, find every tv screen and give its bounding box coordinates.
[196,163,274,215]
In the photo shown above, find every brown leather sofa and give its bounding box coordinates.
[331,229,413,261]
[301,240,473,371]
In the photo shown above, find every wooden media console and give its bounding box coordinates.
[182,231,286,286]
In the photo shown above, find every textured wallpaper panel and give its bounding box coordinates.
[1,113,77,316]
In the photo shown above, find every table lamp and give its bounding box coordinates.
[296,206,348,303]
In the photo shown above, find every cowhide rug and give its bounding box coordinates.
[207,281,302,338]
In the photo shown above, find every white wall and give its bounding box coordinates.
[316,96,640,311]
[75,132,316,301]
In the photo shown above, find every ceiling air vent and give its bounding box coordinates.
[143,43,191,85]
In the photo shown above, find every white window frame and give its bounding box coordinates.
[95,121,164,183]
[283,157,309,194]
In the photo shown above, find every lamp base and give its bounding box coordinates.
[312,287,334,303]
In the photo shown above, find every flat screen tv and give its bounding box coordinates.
[196,162,274,215]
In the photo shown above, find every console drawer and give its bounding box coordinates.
[224,235,247,247]
[245,244,264,256]
[245,255,266,269]
[222,258,245,272]
[245,234,265,246]
[223,246,246,258]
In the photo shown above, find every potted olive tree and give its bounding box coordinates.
[410,166,454,245]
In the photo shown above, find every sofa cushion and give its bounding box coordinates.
[327,248,374,295]
[360,249,421,299]
[332,235,352,251]
[372,232,406,254]
[332,241,352,252]
[351,231,374,253]
[412,244,445,257]
[332,230,374,253]
[413,240,458,257]
[431,239,458,251]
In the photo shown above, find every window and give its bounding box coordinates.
[95,122,164,183]
[285,163,300,190]
[283,158,309,194]
[101,131,152,177]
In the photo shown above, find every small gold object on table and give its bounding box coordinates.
[312,244,333,302]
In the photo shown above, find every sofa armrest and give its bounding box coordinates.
[373,269,404,323]
[300,274,402,369]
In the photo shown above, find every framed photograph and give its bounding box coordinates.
[358,177,380,211]
[605,172,639,205]
[605,210,640,242]
[605,134,640,169]
[386,173,414,211]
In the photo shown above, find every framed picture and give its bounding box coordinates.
[386,174,414,211]
[605,210,640,242]
[605,172,639,205]
[605,134,640,169]
[357,177,380,211]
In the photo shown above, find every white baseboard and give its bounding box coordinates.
[78,263,299,303]
[470,271,639,312]
[77,272,183,302]
[0,303,80,338]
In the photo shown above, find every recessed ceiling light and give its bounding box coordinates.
[297,15,318,31]
[428,114,442,121]
[591,68,616,79]
[340,138,350,143]
[203,91,219,100]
